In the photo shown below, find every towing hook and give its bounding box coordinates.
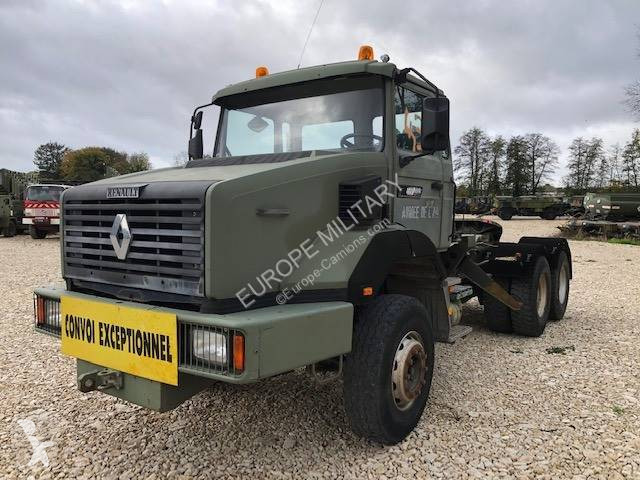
[78,369,124,392]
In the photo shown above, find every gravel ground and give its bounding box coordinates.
[1,217,639,479]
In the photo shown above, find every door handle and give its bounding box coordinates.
[256,208,290,217]
[431,181,443,190]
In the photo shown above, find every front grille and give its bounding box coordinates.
[63,196,204,297]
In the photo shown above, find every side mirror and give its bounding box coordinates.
[421,97,450,154]
[192,111,203,130]
[188,129,203,159]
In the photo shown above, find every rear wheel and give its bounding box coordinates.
[29,226,47,239]
[549,251,570,321]
[498,208,514,220]
[343,295,434,445]
[2,220,16,237]
[541,208,557,220]
[483,276,512,333]
[511,256,551,337]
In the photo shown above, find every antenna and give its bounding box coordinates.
[297,0,325,69]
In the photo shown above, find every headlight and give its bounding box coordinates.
[192,330,228,364]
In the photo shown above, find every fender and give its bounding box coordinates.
[347,228,446,304]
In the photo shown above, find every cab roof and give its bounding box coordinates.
[212,60,442,103]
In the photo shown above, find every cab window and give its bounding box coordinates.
[395,87,423,154]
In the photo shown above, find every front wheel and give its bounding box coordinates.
[343,295,435,445]
[498,208,514,220]
[2,220,16,237]
[29,226,47,239]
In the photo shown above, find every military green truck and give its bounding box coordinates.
[33,48,572,444]
[584,192,640,221]
[0,169,28,237]
[494,195,570,220]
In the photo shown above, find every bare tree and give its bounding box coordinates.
[504,136,529,196]
[608,143,622,184]
[622,129,640,187]
[454,127,491,196]
[486,136,506,195]
[524,133,559,194]
[173,151,189,167]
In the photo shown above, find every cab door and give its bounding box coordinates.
[391,86,445,250]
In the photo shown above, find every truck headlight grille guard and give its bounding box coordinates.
[33,293,245,378]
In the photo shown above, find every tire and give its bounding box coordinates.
[343,295,435,445]
[483,276,512,333]
[2,220,16,237]
[549,251,570,321]
[511,256,551,337]
[541,209,557,220]
[498,208,513,220]
[29,226,47,239]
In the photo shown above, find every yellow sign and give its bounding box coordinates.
[61,296,178,385]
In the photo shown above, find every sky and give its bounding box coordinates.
[1,0,639,182]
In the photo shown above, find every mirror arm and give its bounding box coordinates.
[394,67,441,94]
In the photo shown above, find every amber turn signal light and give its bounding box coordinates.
[255,66,269,77]
[233,333,245,372]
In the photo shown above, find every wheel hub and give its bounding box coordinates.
[558,262,569,303]
[391,331,427,411]
[537,272,549,317]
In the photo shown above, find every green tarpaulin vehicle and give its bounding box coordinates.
[33,46,572,444]
[494,195,570,220]
[584,192,640,221]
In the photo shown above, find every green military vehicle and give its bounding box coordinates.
[0,169,28,237]
[494,195,570,220]
[584,192,640,221]
[33,47,572,444]
[454,196,493,215]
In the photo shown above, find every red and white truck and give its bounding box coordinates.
[23,184,71,238]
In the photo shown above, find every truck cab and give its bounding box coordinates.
[23,183,71,238]
[33,47,572,445]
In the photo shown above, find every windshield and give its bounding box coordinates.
[211,76,384,161]
[26,186,65,202]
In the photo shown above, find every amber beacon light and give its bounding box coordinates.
[357,45,374,61]
[255,66,269,77]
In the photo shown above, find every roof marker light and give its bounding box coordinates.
[255,66,269,77]
[358,45,374,61]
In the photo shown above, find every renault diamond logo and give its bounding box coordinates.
[110,213,132,260]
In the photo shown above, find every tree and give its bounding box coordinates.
[33,142,69,179]
[524,133,559,194]
[625,81,640,119]
[127,152,151,172]
[454,127,491,196]
[608,144,622,185]
[60,148,111,182]
[504,136,529,196]
[486,136,506,195]
[564,137,603,191]
[622,129,640,188]
[173,151,188,167]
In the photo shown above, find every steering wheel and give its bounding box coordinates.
[340,133,383,150]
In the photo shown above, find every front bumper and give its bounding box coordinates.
[23,217,60,225]
[34,287,354,385]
